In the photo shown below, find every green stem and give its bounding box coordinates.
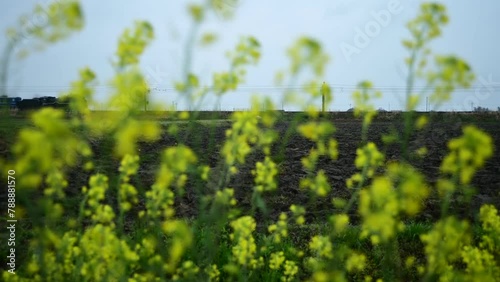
[0,40,15,97]
[181,21,200,102]
[382,238,401,282]
[441,169,460,219]
[77,194,89,231]
[361,117,369,145]
[402,48,418,161]
[343,163,369,214]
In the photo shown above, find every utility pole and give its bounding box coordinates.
[322,94,325,113]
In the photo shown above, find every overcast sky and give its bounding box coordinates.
[1,0,499,111]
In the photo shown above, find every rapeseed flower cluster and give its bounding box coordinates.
[222,101,278,170]
[79,224,139,280]
[385,162,430,216]
[359,176,400,244]
[298,122,335,143]
[461,246,500,280]
[115,21,154,68]
[119,154,139,178]
[14,108,92,189]
[347,142,384,189]
[253,156,279,193]
[309,235,333,259]
[278,37,330,113]
[205,264,220,282]
[345,252,367,273]
[213,36,260,96]
[17,224,139,281]
[403,2,448,83]
[282,260,299,282]
[268,212,289,243]
[298,123,337,176]
[269,251,286,270]
[306,235,335,277]
[5,0,83,57]
[117,155,140,212]
[290,204,306,225]
[298,121,338,198]
[223,111,261,166]
[172,260,200,281]
[56,67,96,131]
[162,220,193,274]
[359,162,429,244]
[300,170,331,197]
[421,217,471,276]
[354,143,384,177]
[440,125,493,185]
[352,81,381,125]
[428,56,475,104]
[15,230,78,281]
[479,205,500,254]
[330,214,350,234]
[83,174,115,225]
[450,205,500,281]
[145,145,197,219]
[214,188,237,207]
[230,216,260,267]
[287,37,329,76]
[44,169,68,199]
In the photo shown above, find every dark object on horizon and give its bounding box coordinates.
[346,108,354,112]
[1,96,71,112]
[39,96,57,105]
[474,106,490,112]
[0,96,22,108]
[17,98,43,110]
[38,96,70,111]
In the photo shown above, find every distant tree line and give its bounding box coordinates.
[0,95,72,112]
[473,106,494,112]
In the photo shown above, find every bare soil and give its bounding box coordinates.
[2,114,499,225]
[122,117,500,225]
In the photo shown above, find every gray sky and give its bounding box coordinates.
[1,0,499,111]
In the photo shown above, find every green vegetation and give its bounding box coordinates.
[1,1,499,281]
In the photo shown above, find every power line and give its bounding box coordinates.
[3,84,500,92]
